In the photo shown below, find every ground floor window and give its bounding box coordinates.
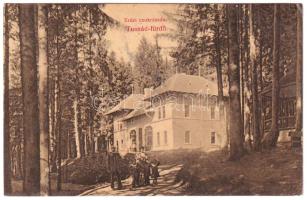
[184,104,190,117]
[211,106,216,119]
[130,130,137,152]
[157,132,160,146]
[184,131,191,144]
[145,126,153,151]
[138,128,143,149]
[211,132,216,144]
[130,130,136,144]
[164,131,167,145]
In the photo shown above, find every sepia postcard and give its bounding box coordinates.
[3,2,303,197]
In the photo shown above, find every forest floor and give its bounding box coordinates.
[81,143,302,196]
[175,143,302,195]
[10,143,302,196]
[80,164,184,196]
[11,174,94,196]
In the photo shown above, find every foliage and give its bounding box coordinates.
[66,153,133,185]
[170,5,228,79]
[134,37,167,90]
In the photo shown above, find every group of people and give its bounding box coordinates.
[107,146,160,190]
[130,146,160,189]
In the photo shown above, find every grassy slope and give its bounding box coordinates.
[174,144,302,195]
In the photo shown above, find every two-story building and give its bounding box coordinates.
[106,73,228,153]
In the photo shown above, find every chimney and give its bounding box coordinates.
[144,88,153,97]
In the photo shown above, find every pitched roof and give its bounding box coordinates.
[120,108,154,121]
[105,94,146,115]
[106,73,228,116]
[145,73,228,99]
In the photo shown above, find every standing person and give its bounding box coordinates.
[137,147,151,186]
[107,146,122,190]
[151,158,160,185]
[129,158,140,189]
[144,158,151,186]
[136,146,149,186]
[136,146,147,161]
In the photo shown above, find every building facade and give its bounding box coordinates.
[106,73,228,153]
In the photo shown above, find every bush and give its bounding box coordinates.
[65,153,133,185]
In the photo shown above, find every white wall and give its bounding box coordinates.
[112,93,228,153]
[150,119,174,151]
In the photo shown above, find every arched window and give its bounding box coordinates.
[145,126,153,151]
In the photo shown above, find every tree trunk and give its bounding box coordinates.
[227,4,244,160]
[56,75,62,192]
[89,107,95,155]
[84,128,88,156]
[73,9,85,157]
[88,11,95,155]
[50,80,57,173]
[38,5,50,195]
[262,5,281,148]
[295,4,302,135]
[79,102,85,157]
[73,100,81,158]
[214,5,224,105]
[225,7,230,150]
[55,6,62,191]
[238,5,244,124]
[249,5,261,151]
[67,131,71,159]
[19,4,40,195]
[17,145,23,178]
[257,6,264,140]
[4,4,12,195]
[243,5,252,150]
[257,6,263,91]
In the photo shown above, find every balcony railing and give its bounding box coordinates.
[263,116,295,132]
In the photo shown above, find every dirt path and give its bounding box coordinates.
[80,164,184,196]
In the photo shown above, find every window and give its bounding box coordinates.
[157,132,160,146]
[158,107,161,119]
[211,132,216,144]
[130,130,137,152]
[139,128,143,148]
[164,131,168,145]
[211,106,215,119]
[121,139,123,144]
[184,104,190,117]
[119,123,122,131]
[130,130,136,145]
[145,126,153,151]
[162,106,166,118]
[220,104,225,118]
[184,131,191,144]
